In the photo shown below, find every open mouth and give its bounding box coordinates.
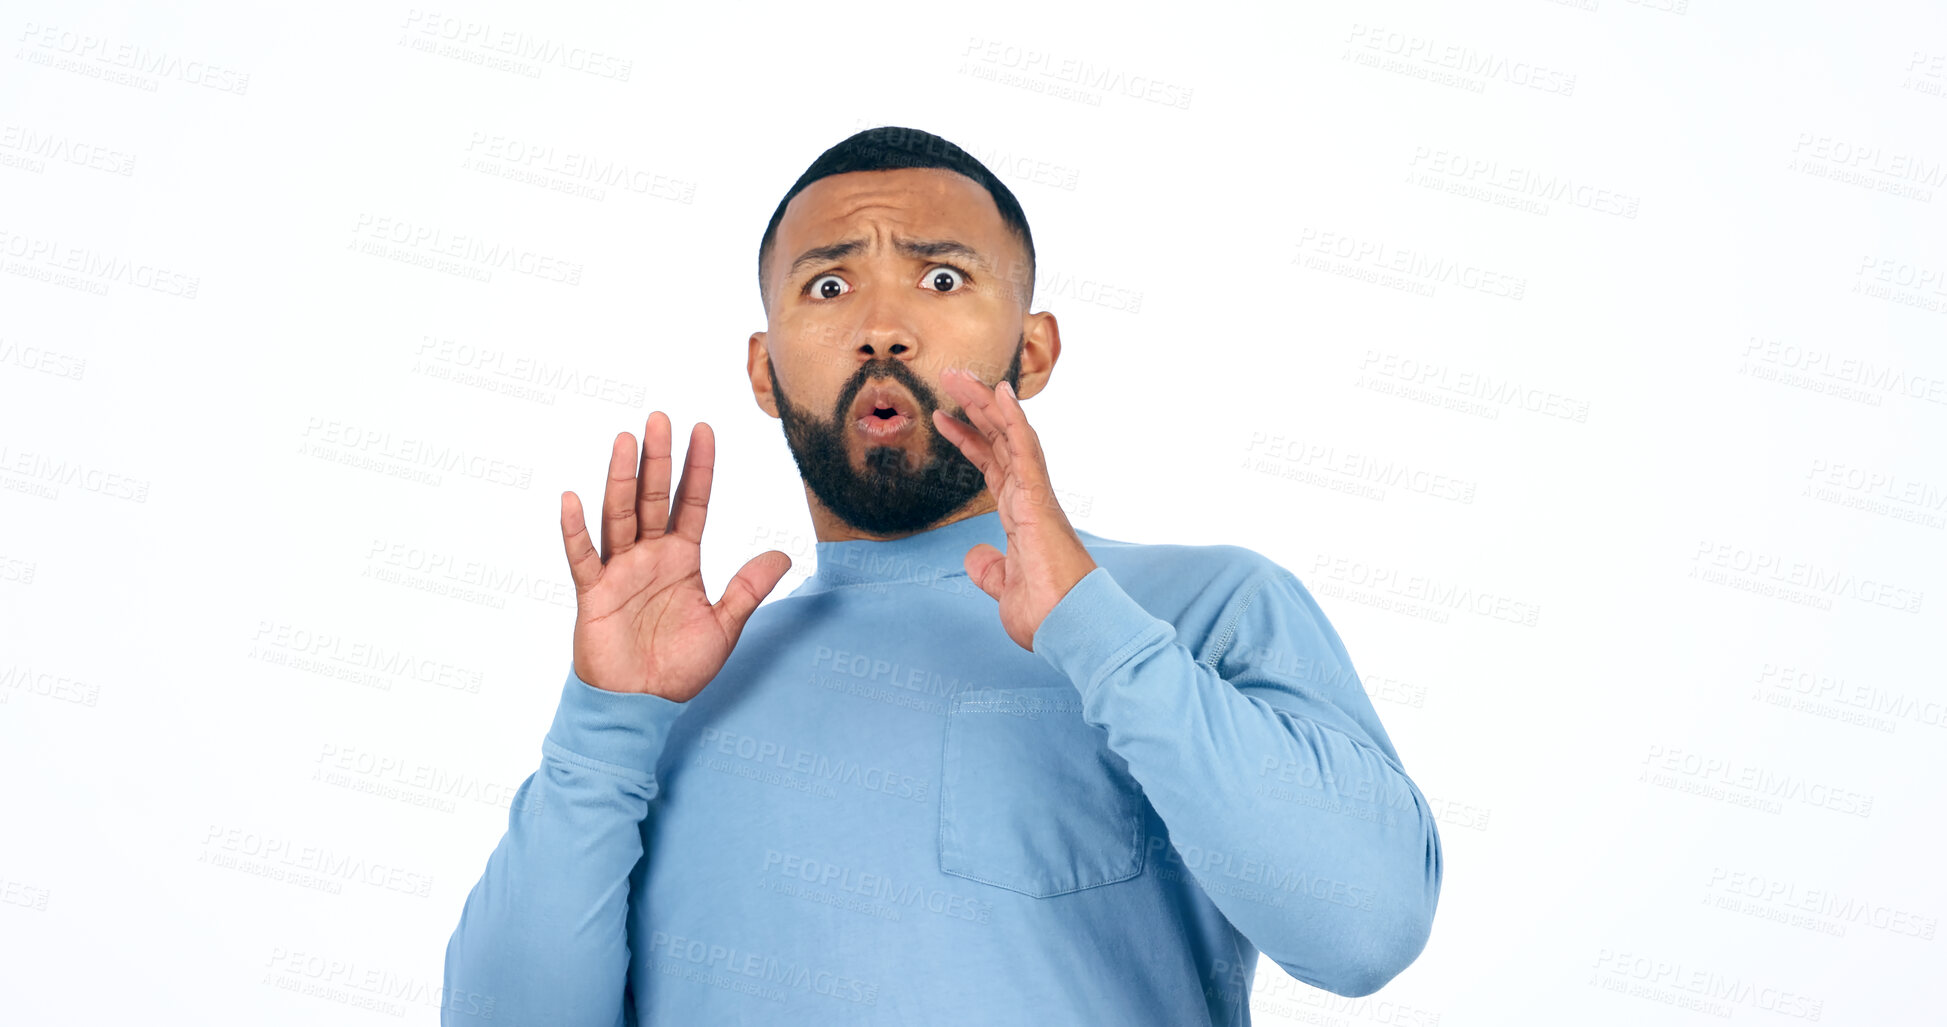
[850,382,919,441]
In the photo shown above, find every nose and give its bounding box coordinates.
[848,288,921,366]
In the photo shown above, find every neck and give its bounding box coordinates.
[803,485,999,543]
[801,494,1013,592]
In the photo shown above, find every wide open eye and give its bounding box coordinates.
[806,273,851,300]
[924,266,967,293]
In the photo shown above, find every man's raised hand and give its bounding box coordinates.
[560,412,792,700]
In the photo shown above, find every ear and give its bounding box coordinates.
[747,332,779,418]
[1014,311,1060,401]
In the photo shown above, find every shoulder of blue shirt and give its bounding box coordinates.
[1029,541,1338,696]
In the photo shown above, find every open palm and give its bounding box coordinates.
[560,412,792,700]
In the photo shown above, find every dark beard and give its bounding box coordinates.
[767,337,1024,536]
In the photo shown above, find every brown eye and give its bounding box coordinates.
[807,274,850,299]
[925,267,966,293]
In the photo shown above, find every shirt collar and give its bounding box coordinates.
[805,509,1009,590]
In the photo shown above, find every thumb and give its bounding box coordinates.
[964,543,1007,600]
[714,550,793,643]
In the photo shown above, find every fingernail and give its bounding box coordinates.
[1000,380,1014,397]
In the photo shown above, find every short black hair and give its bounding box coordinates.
[757,125,1036,312]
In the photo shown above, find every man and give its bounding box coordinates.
[443,125,1442,1025]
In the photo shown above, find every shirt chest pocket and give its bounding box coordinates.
[937,685,1148,898]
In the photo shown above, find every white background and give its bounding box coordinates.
[2,1,1942,1024]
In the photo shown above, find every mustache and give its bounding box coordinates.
[837,360,945,420]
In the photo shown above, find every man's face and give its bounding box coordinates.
[752,167,1033,536]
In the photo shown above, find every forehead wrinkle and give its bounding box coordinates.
[772,171,1008,300]
[780,205,892,283]
[786,227,994,282]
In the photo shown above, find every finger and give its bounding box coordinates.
[637,411,673,542]
[952,376,1052,538]
[667,421,715,544]
[963,542,1007,600]
[940,367,1003,441]
[713,549,793,647]
[990,381,1055,505]
[560,491,603,593]
[933,409,1010,519]
[941,370,1016,481]
[600,432,639,562]
[993,381,1039,456]
[931,407,995,476]
[935,407,1021,544]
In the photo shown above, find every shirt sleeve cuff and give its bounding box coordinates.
[543,661,690,780]
[1031,566,1174,703]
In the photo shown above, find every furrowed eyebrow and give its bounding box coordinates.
[895,237,986,267]
[786,236,990,281]
[787,240,865,279]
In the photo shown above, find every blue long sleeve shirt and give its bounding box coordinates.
[442,510,1442,1025]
